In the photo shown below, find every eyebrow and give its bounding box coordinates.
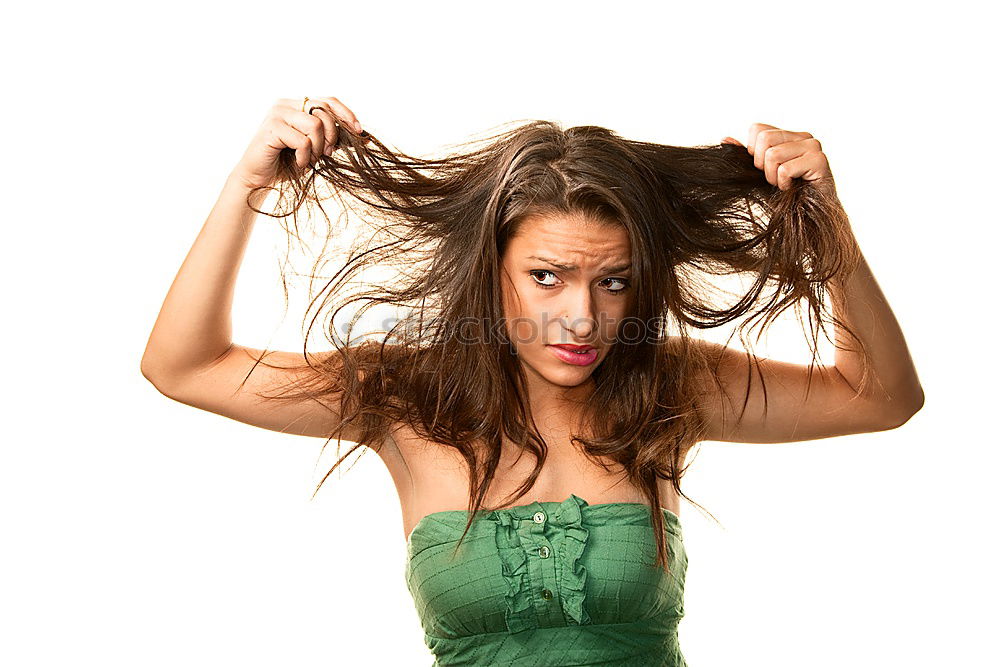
[527,255,632,273]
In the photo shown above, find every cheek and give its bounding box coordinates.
[500,284,521,326]
[601,300,633,342]
[502,286,544,346]
[510,316,541,346]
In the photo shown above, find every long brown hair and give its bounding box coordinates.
[236,119,868,569]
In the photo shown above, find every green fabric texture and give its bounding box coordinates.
[405,493,688,666]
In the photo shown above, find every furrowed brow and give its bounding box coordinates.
[527,256,632,273]
[527,255,578,271]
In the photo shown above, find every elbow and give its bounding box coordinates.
[882,387,925,430]
[140,357,159,385]
[140,358,176,397]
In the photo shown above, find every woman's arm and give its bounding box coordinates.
[139,174,262,384]
[140,97,373,441]
[829,239,925,419]
[687,125,923,444]
[141,95,356,383]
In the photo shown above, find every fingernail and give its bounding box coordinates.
[354,120,363,132]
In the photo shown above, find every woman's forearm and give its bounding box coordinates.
[829,238,924,420]
[140,173,265,384]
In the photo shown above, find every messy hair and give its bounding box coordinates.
[237,119,867,570]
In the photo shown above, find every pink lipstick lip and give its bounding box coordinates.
[549,344,596,351]
[546,344,599,366]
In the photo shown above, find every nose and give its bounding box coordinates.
[560,287,597,341]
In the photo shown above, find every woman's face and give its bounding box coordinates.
[500,212,634,389]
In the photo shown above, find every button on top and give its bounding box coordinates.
[541,588,553,600]
[538,545,550,558]
[532,511,546,523]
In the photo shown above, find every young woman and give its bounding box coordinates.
[140,95,924,666]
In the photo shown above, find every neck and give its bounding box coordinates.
[521,368,596,430]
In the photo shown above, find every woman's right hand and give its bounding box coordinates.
[230,96,363,190]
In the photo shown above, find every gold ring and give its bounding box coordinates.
[301,96,310,112]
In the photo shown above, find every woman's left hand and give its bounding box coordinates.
[722,123,836,194]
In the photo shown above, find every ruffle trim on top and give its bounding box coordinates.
[487,494,593,634]
[551,495,592,627]
[489,509,536,634]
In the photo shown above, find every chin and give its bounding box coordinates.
[550,372,594,388]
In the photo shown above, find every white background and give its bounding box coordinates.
[3,1,995,665]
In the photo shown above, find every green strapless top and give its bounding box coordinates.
[405,493,688,666]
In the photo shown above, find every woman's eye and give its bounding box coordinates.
[604,277,630,294]
[529,270,559,288]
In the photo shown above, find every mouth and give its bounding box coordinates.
[546,343,599,366]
